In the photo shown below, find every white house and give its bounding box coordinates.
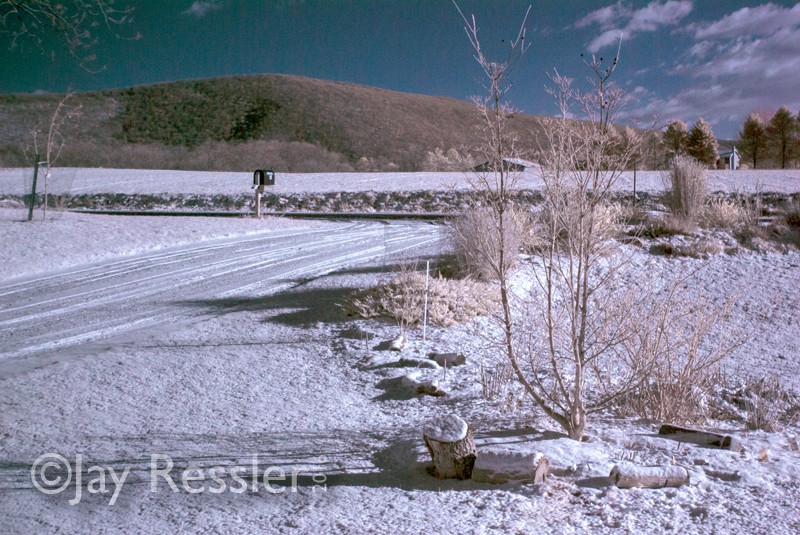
[473,157,536,172]
[718,146,740,170]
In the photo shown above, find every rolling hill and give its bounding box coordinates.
[0,74,547,172]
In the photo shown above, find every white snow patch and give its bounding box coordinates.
[422,414,469,443]
[2,167,800,195]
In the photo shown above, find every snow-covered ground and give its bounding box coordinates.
[1,170,799,534]
[2,167,800,196]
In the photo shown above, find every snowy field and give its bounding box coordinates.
[2,167,800,196]
[1,169,800,533]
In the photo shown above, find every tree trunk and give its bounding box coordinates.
[422,415,477,479]
[610,462,689,489]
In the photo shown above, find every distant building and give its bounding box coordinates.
[473,157,536,172]
[718,146,740,170]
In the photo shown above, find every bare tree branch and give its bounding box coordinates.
[0,0,139,71]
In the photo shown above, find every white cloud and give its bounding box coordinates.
[627,0,693,32]
[183,1,222,18]
[693,2,800,39]
[577,0,693,53]
[619,2,800,138]
[575,3,625,30]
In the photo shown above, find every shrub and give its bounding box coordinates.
[700,198,747,229]
[342,268,497,328]
[423,147,475,171]
[785,200,800,229]
[449,206,526,280]
[742,376,800,432]
[624,291,739,424]
[662,155,708,226]
[639,214,694,238]
[650,237,724,258]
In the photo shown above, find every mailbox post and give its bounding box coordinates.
[253,169,275,218]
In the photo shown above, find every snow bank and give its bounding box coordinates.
[2,167,800,196]
[0,208,320,282]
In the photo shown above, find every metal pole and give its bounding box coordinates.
[27,156,39,222]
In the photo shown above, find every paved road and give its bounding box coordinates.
[0,220,444,373]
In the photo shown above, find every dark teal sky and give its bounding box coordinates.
[2,1,799,138]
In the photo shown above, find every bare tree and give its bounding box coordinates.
[515,48,658,440]
[453,3,646,439]
[0,0,139,70]
[453,5,739,440]
[452,0,530,381]
[27,93,82,219]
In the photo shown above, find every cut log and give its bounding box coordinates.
[658,424,742,452]
[471,449,549,484]
[610,462,690,489]
[422,415,477,479]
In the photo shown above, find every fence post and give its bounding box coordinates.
[423,260,430,342]
[27,156,39,222]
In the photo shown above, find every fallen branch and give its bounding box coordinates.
[658,423,742,452]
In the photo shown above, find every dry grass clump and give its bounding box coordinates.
[700,198,747,229]
[613,201,649,226]
[622,294,739,425]
[716,375,800,432]
[650,237,724,259]
[449,207,527,280]
[742,376,800,432]
[342,270,497,328]
[785,200,800,229]
[639,214,695,238]
[662,155,708,227]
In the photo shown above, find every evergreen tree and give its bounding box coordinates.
[662,119,688,162]
[738,113,767,169]
[686,118,718,168]
[797,110,800,164]
[767,107,796,169]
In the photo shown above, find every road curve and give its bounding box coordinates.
[0,220,444,368]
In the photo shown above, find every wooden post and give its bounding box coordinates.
[255,184,265,218]
[610,462,689,489]
[422,415,476,479]
[423,260,429,342]
[27,157,39,222]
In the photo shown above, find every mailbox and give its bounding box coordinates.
[253,169,275,187]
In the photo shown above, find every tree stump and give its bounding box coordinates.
[422,415,476,479]
[610,462,690,489]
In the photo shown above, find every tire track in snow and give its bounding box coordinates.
[0,221,443,362]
